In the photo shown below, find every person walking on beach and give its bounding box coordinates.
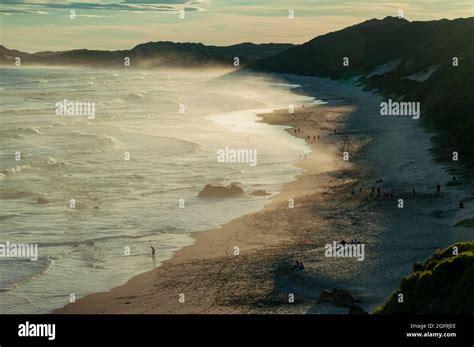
[377,187,381,197]
[150,246,156,257]
[437,184,441,194]
[412,187,416,196]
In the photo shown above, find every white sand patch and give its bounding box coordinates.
[366,59,403,78]
[403,65,439,82]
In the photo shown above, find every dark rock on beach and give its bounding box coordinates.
[251,189,270,196]
[320,287,362,308]
[348,304,369,314]
[198,183,244,197]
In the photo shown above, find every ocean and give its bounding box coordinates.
[0,66,314,313]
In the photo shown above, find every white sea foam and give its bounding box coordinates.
[0,66,316,313]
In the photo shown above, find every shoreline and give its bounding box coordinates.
[57,75,469,314]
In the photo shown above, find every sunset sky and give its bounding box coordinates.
[0,0,473,52]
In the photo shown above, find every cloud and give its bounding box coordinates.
[0,8,48,14]
[0,0,205,13]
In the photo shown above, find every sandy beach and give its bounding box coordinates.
[57,75,470,314]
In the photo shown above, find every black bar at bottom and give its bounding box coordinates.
[0,314,472,345]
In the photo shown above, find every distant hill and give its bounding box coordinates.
[0,42,294,68]
[0,45,42,64]
[252,16,474,77]
[251,16,474,172]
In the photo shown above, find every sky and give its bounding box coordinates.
[0,0,473,52]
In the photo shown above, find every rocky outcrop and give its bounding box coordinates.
[348,304,369,314]
[320,288,362,307]
[251,189,270,196]
[198,183,244,197]
[320,288,367,314]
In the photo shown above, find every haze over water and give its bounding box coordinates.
[0,67,314,313]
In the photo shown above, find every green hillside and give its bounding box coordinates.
[374,242,474,314]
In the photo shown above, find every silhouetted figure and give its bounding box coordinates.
[318,135,320,140]
[293,260,304,270]
[412,187,416,196]
[351,190,356,196]
[377,187,381,197]
[307,135,310,140]
[437,184,441,194]
[294,129,297,133]
[150,246,156,257]
[340,240,346,246]
[359,187,362,192]
[334,129,337,134]
[453,176,457,181]
[460,202,464,209]
[298,128,301,133]
[313,135,316,140]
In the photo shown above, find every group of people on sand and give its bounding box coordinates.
[350,177,465,210]
[339,239,362,246]
[293,128,321,142]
